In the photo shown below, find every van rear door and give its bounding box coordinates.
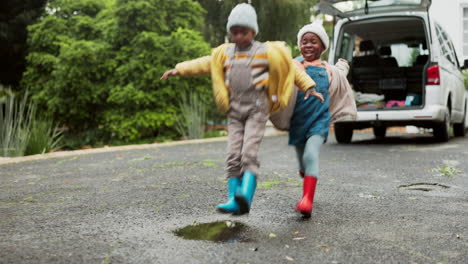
[319,0,431,18]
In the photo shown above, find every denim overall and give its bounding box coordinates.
[289,58,331,146]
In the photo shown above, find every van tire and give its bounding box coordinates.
[334,123,353,143]
[373,126,387,138]
[433,110,450,142]
[453,103,466,137]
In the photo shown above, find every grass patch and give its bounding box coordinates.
[438,165,461,177]
[259,180,282,189]
[200,161,218,168]
[153,160,219,169]
[432,163,461,177]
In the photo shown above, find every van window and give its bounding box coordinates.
[389,43,427,67]
[464,7,468,56]
[435,23,457,66]
[336,32,353,61]
[448,40,460,68]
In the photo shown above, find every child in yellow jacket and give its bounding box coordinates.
[161,3,322,215]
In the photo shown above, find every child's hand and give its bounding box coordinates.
[304,88,324,103]
[160,69,178,80]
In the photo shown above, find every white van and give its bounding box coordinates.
[320,0,468,142]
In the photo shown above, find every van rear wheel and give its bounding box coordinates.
[453,103,466,137]
[433,110,450,142]
[373,126,387,138]
[334,123,353,143]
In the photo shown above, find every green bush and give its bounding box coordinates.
[0,90,63,157]
[175,91,206,139]
[103,28,213,141]
[0,91,34,157]
[22,0,215,146]
[25,116,63,155]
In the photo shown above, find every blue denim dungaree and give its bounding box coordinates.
[289,58,331,146]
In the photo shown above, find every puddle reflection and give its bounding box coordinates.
[174,221,252,243]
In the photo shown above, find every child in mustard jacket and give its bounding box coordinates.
[161,3,322,215]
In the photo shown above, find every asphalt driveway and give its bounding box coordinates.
[1,131,467,263]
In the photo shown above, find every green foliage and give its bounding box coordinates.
[22,0,214,145]
[204,130,227,138]
[0,91,35,157]
[25,116,63,155]
[0,89,62,157]
[175,92,206,139]
[197,0,318,47]
[20,0,323,147]
[254,0,318,46]
[432,163,462,178]
[104,28,212,141]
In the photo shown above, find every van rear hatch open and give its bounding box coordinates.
[319,0,431,18]
[333,16,430,110]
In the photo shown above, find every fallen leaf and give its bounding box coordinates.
[293,237,306,240]
[285,256,294,261]
[358,193,379,199]
[269,233,277,238]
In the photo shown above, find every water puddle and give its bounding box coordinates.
[398,183,450,192]
[174,221,252,243]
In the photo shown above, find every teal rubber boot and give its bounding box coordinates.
[216,177,241,214]
[235,171,257,215]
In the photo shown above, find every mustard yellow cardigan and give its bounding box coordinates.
[175,41,316,113]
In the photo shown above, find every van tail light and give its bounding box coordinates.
[427,65,440,85]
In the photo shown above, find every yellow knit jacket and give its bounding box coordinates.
[175,41,316,113]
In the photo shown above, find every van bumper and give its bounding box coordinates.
[338,105,447,129]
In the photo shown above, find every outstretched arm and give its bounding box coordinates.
[160,56,211,80]
[160,69,179,80]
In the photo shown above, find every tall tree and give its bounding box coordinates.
[196,0,318,47]
[0,0,47,89]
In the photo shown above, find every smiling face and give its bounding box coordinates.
[229,26,255,49]
[300,32,324,61]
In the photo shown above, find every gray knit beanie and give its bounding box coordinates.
[297,20,329,54]
[226,3,259,34]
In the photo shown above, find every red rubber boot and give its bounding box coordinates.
[295,176,317,218]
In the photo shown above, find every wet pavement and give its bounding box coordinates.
[1,131,468,263]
